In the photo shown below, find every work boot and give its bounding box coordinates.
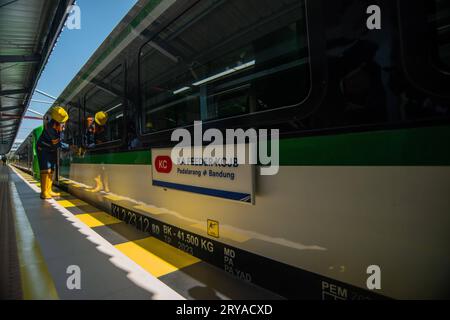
[48,171,60,197]
[40,173,52,199]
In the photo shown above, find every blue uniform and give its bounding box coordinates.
[85,123,95,147]
[85,123,107,148]
[37,120,69,171]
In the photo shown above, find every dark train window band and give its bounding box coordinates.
[139,0,311,135]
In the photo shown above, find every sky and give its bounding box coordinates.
[16,0,138,142]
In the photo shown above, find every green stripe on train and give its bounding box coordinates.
[67,126,450,166]
[68,150,151,165]
[281,125,450,165]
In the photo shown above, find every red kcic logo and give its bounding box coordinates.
[155,156,173,173]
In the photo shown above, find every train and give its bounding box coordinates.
[14,126,43,179]
[14,0,450,299]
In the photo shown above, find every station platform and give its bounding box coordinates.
[0,165,282,300]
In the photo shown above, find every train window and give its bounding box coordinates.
[84,65,124,146]
[429,0,450,70]
[395,0,450,122]
[140,0,310,134]
[398,0,450,103]
[310,0,398,128]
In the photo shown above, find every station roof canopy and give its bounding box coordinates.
[0,0,74,154]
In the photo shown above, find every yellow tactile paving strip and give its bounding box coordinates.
[115,237,200,278]
[57,199,88,208]
[14,167,203,279]
[76,212,122,228]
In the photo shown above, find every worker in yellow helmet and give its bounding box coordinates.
[95,111,108,126]
[86,111,108,148]
[37,106,70,199]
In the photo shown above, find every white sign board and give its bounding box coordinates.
[151,147,255,204]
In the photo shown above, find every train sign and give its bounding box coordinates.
[151,147,255,204]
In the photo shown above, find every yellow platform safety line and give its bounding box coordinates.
[75,212,122,228]
[57,199,88,208]
[115,237,201,278]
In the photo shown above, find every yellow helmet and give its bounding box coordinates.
[95,111,108,126]
[50,106,69,123]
